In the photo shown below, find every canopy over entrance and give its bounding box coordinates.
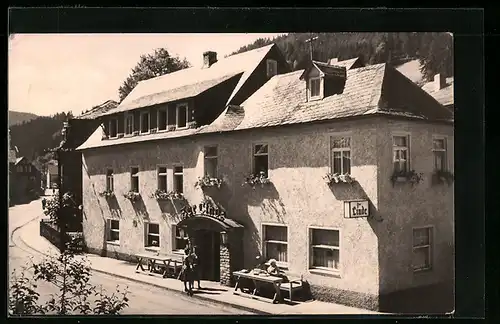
[177,215,244,233]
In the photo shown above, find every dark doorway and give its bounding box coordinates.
[194,229,220,281]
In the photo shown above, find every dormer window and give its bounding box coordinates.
[309,77,322,100]
[266,59,277,78]
[108,118,118,138]
[140,111,150,134]
[176,103,188,129]
[125,113,134,135]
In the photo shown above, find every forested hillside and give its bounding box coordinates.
[9,112,72,171]
[230,32,453,81]
[9,111,39,126]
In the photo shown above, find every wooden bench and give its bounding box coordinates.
[232,270,283,304]
[135,252,184,279]
[279,277,304,302]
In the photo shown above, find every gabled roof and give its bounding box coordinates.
[421,77,454,107]
[103,44,276,116]
[329,57,363,70]
[76,100,119,119]
[77,62,452,151]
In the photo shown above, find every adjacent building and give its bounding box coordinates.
[76,46,454,312]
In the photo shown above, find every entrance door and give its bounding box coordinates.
[195,230,220,281]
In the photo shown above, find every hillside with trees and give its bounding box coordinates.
[9,111,39,126]
[229,32,453,81]
[9,112,72,172]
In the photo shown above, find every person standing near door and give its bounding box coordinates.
[191,246,202,289]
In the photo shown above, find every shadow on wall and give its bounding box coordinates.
[105,195,122,218]
[130,196,149,220]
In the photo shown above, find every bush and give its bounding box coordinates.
[9,247,129,315]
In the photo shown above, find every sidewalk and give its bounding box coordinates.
[17,216,379,315]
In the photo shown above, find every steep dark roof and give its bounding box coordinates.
[77,63,452,151]
[103,44,275,116]
[76,100,119,119]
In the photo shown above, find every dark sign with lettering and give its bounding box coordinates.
[344,200,369,218]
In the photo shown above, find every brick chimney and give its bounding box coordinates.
[434,73,446,91]
[203,51,217,68]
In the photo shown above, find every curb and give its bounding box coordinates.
[10,213,44,246]
[16,221,271,315]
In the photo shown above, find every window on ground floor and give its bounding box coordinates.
[157,166,167,191]
[145,223,160,248]
[310,228,340,271]
[172,224,189,253]
[263,224,288,264]
[173,166,183,194]
[106,219,120,243]
[413,226,433,271]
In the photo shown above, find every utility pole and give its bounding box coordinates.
[305,35,319,60]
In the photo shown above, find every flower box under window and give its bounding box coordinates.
[99,190,115,198]
[123,191,141,201]
[390,170,423,186]
[195,174,223,189]
[243,171,271,188]
[323,173,355,185]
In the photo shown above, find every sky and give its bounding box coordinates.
[8,33,283,117]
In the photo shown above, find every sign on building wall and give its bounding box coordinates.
[344,200,369,218]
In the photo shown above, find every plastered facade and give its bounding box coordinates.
[81,115,454,308]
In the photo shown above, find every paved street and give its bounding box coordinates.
[9,198,253,315]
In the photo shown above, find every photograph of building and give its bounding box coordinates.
[9,27,466,316]
[76,43,454,312]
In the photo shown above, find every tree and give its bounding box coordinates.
[118,48,191,102]
[9,245,129,316]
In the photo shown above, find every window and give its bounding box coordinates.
[106,169,114,192]
[140,112,150,134]
[109,118,118,138]
[157,108,168,131]
[125,114,134,135]
[266,59,277,77]
[310,228,340,271]
[176,104,188,128]
[253,144,269,177]
[263,225,288,263]
[145,223,160,248]
[157,166,167,191]
[172,225,188,252]
[309,77,321,98]
[130,167,139,192]
[393,135,410,173]
[204,145,218,178]
[432,137,447,171]
[173,166,183,193]
[413,227,433,271]
[331,136,351,175]
[107,219,120,243]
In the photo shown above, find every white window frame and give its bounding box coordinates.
[145,222,161,249]
[130,166,139,193]
[329,133,352,175]
[432,135,448,172]
[124,113,134,136]
[252,143,269,177]
[157,165,168,191]
[308,226,341,273]
[106,219,120,244]
[204,145,218,178]
[157,106,168,132]
[106,168,114,192]
[412,225,434,272]
[140,111,150,134]
[173,165,184,194]
[176,103,189,129]
[266,59,278,78]
[172,224,189,254]
[392,132,411,173]
[309,76,323,100]
[261,223,289,268]
[108,118,118,138]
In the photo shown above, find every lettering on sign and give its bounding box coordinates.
[344,200,369,218]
